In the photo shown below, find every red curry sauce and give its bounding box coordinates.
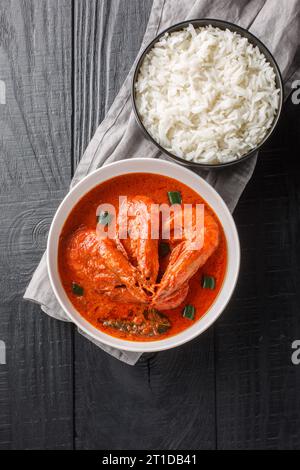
[58,173,227,341]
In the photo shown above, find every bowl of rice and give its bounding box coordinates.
[132,19,283,168]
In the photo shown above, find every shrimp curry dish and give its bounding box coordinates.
[58,173,227,341]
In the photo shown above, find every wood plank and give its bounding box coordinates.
[75,332,215,450]
[216,97,300,449]
[73,0,216,450]
[0,1,73,449]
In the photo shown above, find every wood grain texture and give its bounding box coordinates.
[73,0,154,167]
[0,0,73,449]
[75,333,215,450]
[73,0,216,450]
[216,98,300,449]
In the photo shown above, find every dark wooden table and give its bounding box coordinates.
[0,0,300,450]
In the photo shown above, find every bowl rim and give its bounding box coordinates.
[47,158,240,352]
[131,18,284,169]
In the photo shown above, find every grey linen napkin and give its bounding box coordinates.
[24,0,300,365]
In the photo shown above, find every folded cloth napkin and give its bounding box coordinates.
[24,0,300,365]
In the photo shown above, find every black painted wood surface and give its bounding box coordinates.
[0,0,300,450]
[0,0,74,450]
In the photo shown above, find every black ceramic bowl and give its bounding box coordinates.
[132,19,284,169]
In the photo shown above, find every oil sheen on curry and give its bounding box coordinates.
[58,173,227,341]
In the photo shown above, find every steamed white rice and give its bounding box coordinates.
[135,24,280,164]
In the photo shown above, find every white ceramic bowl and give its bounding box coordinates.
[47,158,240,352]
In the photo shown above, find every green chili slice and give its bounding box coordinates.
[97,211,112,226]
[182,304,195,320]
[202,275,216,290]
[72,282,84,297]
